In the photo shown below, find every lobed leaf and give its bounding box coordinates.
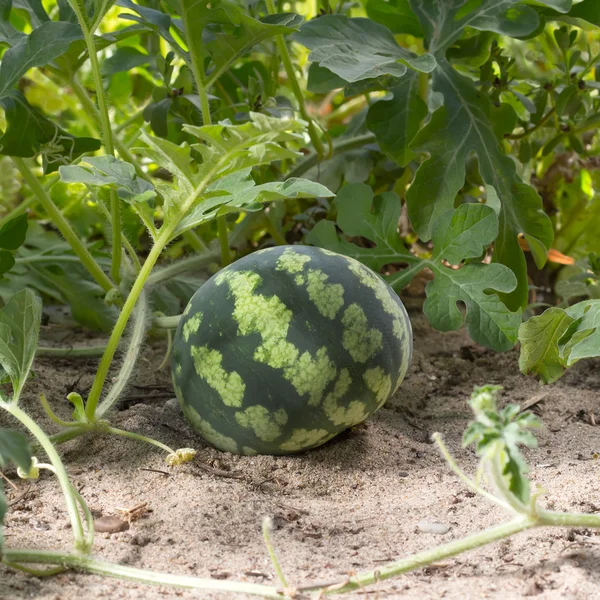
[294,14,435,84]
[519,300,600,382]
[173,170,333,239]
[0,91,101,171]
[0,21,83,99]
[366,72,427,167]
[405,59,553,311]
[307,183,521,351]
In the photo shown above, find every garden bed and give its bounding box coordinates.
[2,310,599,600]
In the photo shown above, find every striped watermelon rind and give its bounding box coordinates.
[172,245,412,455]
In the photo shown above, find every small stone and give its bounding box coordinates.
[417,521,451,535]
[523,580,543,596]
[163,398,180,413]
[94,516,130,533]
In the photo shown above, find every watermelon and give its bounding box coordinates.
[171,245,412,455]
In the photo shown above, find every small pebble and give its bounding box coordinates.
[163,398,180,413]
[94,516,130,533]
[417,521,451,535]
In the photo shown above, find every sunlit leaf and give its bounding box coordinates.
[0,288,41,401]
[307,183,521,350]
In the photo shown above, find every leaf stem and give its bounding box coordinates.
[265,0,325,158]
[217,215,231,266]
[146,251,219,286]
[85,237,166,420]
[104,426,176,455]
[300,518,537,594]
[262,517,288,588]
[95,291,149,419]
[179,0,212,127]
[70,8,121,282]
[1,402,87,551]
[1,550,285,597]
[506,107,556,140]
[285,133,376,179]
[12,158,115,294]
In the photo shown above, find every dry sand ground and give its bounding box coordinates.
[1,309,600,599]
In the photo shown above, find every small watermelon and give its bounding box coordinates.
[171,245,412,455]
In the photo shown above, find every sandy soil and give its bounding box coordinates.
[1,308,600,600]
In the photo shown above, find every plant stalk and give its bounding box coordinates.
[1,402,87,551]
[12,158,115,294]
[217,215,231,266]
[70,7,122,283]
[85,237,166,420]
[95,291,149,419]
[285,133,377,179]
[265,0,325,158]
[2,550,285,597]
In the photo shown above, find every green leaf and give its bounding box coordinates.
[409,0,538,55]
[0,213,28,251]
[102,46,150,76]
[0,288,41,401]
[117,0,183,57]
[519,301,600,382]
[0,429,32,471]
[0,91,101,171]
[205,12,300,86]
[0,0,25,44]
[0,21,83,99]
[59,156,156,205]
[60,156,156,235]
[0,250,15,278]
[567,0,600,26]
[470,4,540,38]
[405,59,553,310]
[518,307,575,383]
[464,385,540,505]
[137,113,314,237]
[0,427,31,550]
[366,0,423,36]
[307,63,346,94]
[294,15,435,84]
[366,71,427,167]
[307,183,521,350]
[525,0,572,12]
[173,170,333,239]
[67,392,87,423]
[29,264,117,332]
[561,300,600,367]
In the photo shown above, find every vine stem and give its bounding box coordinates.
[177,0,235,267]
[69,4,122,283]
[262,518,288,588]
[2,550,285,597]
[507,107,556,140]
[86,152,229,419]
[105,427,176,455]
[1,402,87,551]
[265,0,325,158]
[146,252,219,286]
[12,158,115,294]
[217,215,231,266]
[96,291,148,418]
[285,133,377,179]
[95,291,149,419]
[85,237,165,420]
[68,76,149,182]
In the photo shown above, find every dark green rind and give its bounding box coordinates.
[172,245,412,455]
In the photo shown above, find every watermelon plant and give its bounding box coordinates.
[2,0,600,594]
